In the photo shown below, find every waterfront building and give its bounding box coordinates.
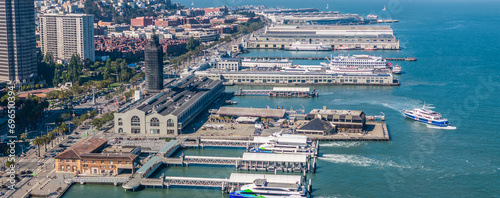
[55,138,139,175]
[114,77,224,136]
[216,58,241,71]
[296,118,335,135]
[0,0,38,84]
[195,70,398,86]
[264,11,369,25]
[247,25,399,50]
[40,13,95,62]
[215,107,287,120]
[305,107,366,133]
[144,34,164,92]
[241,58,293,68]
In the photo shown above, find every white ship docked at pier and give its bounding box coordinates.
[284,42,333,51]
[323,55,391,74]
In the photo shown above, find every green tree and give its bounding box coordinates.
[68,54,83,82]
[186,37,198,51]
[43,52,55,65]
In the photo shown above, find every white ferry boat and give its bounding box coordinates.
[250,143,313,155]
[230,180,309,198]
[284,42,333,51]
[402,103,455,129]
[392,64,402,74]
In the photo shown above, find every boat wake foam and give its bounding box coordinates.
[320,142,366,148]
[319,154,412,169]
[426,125,457,130]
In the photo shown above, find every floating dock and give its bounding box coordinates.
[234,87,319,97]
[123,172,307,193]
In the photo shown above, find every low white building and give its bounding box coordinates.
[216,58,241,71]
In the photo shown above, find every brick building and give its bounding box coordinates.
[55,138,139,175]
[130,17,155,27]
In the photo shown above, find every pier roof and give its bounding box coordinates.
[217,107,286,118]
[132,77,221,117]
[298,118,334,131]
[242,153,307,163]
[55,138,107,159]
[253,135,308,146]
[272,87,310,92]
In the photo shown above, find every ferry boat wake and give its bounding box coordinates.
[426,125,457,130]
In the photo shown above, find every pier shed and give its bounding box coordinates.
[240,153,309,172]
[216,107,287,119]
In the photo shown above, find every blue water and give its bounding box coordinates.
[63,0,500,197]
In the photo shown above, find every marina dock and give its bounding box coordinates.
[241,56,417,61]
[123,173,307,193]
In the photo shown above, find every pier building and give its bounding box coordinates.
[296,118,336,135]
[216,57,242,71]
[305,107,366,133]
[114,77,224,135]
[215,107,287,120]
[241,58,293,68]
[246,25,400,50]
[195,70,398,86]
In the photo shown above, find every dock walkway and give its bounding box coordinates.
[123,173,304,192]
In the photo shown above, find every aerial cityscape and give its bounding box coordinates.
[0,0,499,197]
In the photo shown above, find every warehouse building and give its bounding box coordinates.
[114,77,224,136]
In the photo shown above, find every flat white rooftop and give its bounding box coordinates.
[242,153,307,163]
[253,135,309,146]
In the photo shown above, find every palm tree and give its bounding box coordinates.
[267,118,274,123]
[33,137,43,157]
[42,136,49,152]
[20,133,27,142]
[48,131,56,147]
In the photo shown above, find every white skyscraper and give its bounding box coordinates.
[40,14,95,62]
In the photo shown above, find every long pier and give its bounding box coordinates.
[234,87,319,98]
[241,56,417,61]
[161,152,313,173]
[124,173,308,193]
